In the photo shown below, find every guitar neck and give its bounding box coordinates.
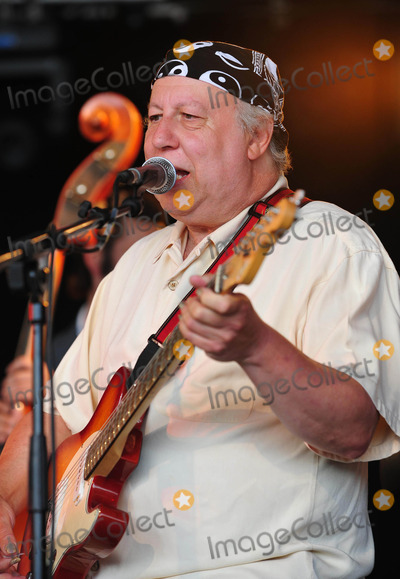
[84,325,183,479]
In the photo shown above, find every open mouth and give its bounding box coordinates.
[175,169,189,181]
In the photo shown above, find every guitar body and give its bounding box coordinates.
[18,367,143,578]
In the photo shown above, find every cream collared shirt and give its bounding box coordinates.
[47,176,400,578]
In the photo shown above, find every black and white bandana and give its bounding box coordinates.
[152,40,288,144]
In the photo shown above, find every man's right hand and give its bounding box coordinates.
[1,355,36,410]
[0,366,70,579]
[0,402,22,447]
[0,496,23,577]
[0,355,35,448]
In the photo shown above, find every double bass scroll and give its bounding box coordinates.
[15,91,144,359]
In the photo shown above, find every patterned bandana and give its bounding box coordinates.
[152,40,288,144]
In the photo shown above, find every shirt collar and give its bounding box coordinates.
[152,175,288,264]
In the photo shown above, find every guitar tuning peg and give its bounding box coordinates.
[261,215,272,223]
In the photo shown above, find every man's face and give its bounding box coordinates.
[144,76,256,229]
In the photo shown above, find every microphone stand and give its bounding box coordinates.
[0,188,144,578]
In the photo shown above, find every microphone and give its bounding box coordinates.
[117,157,176,194]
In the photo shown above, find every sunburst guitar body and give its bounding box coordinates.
[18,368,143,578]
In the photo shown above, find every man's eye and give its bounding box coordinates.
[182,113,197,120]
[147,114,161,124]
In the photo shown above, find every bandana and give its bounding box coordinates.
[152,40,288,144]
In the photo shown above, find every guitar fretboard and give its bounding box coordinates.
[84,325,182,479]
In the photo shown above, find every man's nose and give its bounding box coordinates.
[149,117,179,151]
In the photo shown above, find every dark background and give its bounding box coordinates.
[0,1,399,575]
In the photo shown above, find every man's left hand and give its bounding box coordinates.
[179,274,265,363]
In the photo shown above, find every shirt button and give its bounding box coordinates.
[168,280,179,290]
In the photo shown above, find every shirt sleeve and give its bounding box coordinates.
[301,241,400,462]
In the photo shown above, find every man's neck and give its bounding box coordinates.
[182,224,215,260]
[181,173,283,260]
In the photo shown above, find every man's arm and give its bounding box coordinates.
[179,275,379,461]
[0,410,71,576]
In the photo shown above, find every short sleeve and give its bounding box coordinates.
[302,244,400,462]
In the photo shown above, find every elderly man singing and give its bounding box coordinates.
[1,41,399,579]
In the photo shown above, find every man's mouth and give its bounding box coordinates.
[175,169,190,182]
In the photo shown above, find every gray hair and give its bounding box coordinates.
[235,99,292,175]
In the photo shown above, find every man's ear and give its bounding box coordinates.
[247,117,274,160]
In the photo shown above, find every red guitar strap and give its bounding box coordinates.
[129,188,311,384]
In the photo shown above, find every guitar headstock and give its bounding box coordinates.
[218,190,304,293]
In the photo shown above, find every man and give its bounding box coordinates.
[0,41,399,579]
